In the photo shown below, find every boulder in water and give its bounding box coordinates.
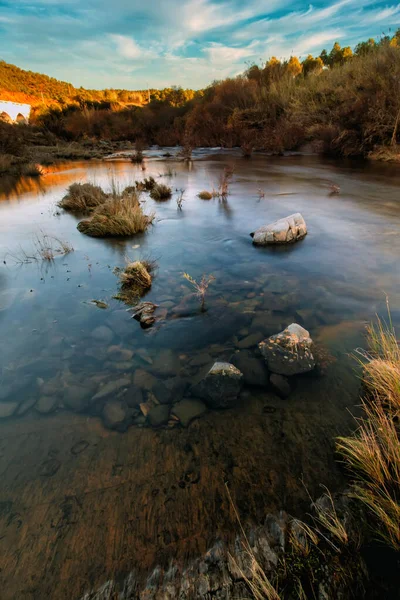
[251,213,307,245]
[191,362,243,408]
[259,323,315,376]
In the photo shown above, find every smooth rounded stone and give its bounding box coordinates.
[251,213,307,245]
[172,399,207,427]
[107,346,134,362]
[164,376,188,401]
[259,323,315,376]
[91,325,114,344]
[125,385,144,408]
[236,332,264,350]
[63,385,92,412]
[102,400,129,431]
[152,381,174,405]
[0,402,18,418]
[35,396,58,414]
[151,350,181,376]
[106,310,130,337]
[16,396,37,416]
[0,374,35,401]
[250,312,282,335]
[269,373,291,399]
[133,369,158,391]
[84,347,108,362]
[92,377,131,401]
[191,362,243,409]
[147,404,170,427]
[230,350,269,387]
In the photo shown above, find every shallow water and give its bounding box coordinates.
[0,150,399,599]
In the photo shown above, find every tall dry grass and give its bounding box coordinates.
[59,182,107,213]
[77,192,154,237]
[337,311,400,550]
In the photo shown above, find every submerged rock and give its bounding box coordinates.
[147,404,170,427]
[191,362,243,408]
[131,302,158,328]
[172,399,207,427]
[102,400,129,431]
[92,377,131,401]
[269,373,291,398]
[0,402,18,419]
[91,325,114,343]
[230,350,269,387]
[259,323,315,376]
[36,396,58,414]
[251,213,307,245]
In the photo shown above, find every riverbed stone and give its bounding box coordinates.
[63,385,92,412]
[91,325,114,344]
[0,402,18,418]
[125,385,144,408]
[191,362,243,408]
[259,323,315,376]
[172,399,207,427]
[251,213,307,245]
[269,373,291,398]
[151,349,181,376]
[236,332,264,349]
[133,369,158,390]
[16,396,37,416]
[147,404,170,427]
[230,350,269,387]
[107,346,134,362]
[152,381,174,405]
[36,396,58,414]
[92,377,131,401]
[102,400,129,431]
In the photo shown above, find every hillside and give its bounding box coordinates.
[0,60,149,107]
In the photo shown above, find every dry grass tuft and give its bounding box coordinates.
[77,192,154,237]
[59,182,107,213]
[337,310,400,551]
[114,258,156,304]
[198,190,213,200]
[150,182,172,201]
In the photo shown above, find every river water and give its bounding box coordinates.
[0,150,399,599]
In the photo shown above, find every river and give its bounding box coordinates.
[0,150,399,599]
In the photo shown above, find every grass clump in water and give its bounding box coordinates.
[150,182,172,201]
[59,182,107,213]
[135,176,156,192]
[114,258,156,304]
[77,192,154,238]
[198,190,213,200]
[337,308,400,551]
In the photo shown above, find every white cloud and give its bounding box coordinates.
[109,34,156,59]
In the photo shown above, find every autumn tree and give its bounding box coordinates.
[302,55,324,75]
[286,56,302,77]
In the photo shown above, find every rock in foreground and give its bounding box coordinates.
[251,213,307,245]
[191,362,243,408]
[259,323,315,376]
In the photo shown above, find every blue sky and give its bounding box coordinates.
[0,0,399,89]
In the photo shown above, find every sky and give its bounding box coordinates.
[0,0,399,90]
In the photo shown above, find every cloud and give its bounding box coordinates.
[110,34,155,60]
[0,0,398,88]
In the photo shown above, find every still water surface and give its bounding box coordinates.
[0,150,399,599]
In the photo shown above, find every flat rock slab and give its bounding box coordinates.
[259,323,315,376]
[251,213,307,245]
[172,399,207,427]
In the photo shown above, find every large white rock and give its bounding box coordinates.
[259,323,315,376]
[251,213,307,245]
